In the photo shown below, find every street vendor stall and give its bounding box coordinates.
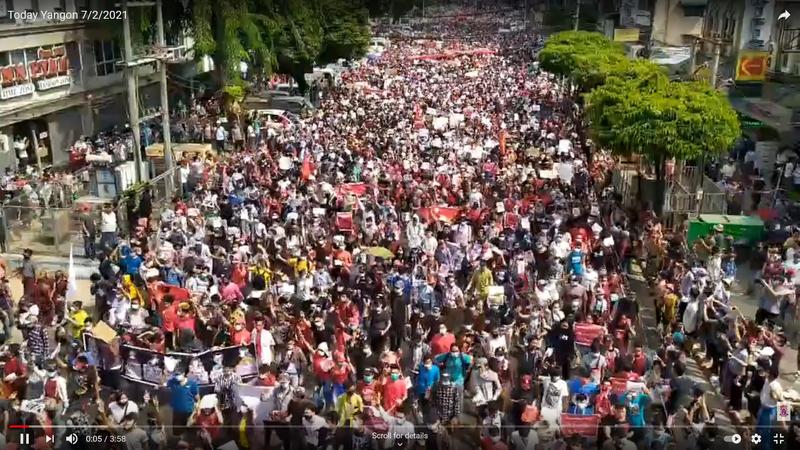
[686,214,765,245]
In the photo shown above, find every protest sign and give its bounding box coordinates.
[560,414,601,437]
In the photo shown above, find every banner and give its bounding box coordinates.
[336,183,368,197]
[560,414,601,437]
[120,342,258,388]
[613,28,640,42]
[574,323,605,347]
[499,129,507,155]
[416,206,461,224]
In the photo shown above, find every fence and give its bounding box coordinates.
[0,168,180,258]
[1,204,85,257]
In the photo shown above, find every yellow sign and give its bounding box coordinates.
[736,51,769,82]
[614,28,640,42]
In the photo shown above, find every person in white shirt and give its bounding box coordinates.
[300,407,328,448]
[100,203,118,251]
[510,426,539,450]
[406,215,425,252]
[108,391,139,425]
[251,317,276,366]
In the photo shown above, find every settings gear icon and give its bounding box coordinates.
[751,433,762,444]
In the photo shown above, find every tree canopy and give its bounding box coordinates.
[187,0,370,90]
[538,31,627,91]
[584,70,740,165]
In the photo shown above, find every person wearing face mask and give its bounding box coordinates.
[356,367,380,407]
[189,401,224,447]
[37,360,68,414]
[414,356,440,410]
[430,324,456,357]
[107,390,139,426]
[167,371,199,437]
[230,320,251,346]
[300,406,329,450]
[381,366,408,414]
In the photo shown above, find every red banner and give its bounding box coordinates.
[574,323,605,347]
[611,377,628,396]
[503,212,519,230]
[560,414,601,438]
[417,206,461,224]
[335,212,354,232]
[336,183,368,197]
[499,129,507,155]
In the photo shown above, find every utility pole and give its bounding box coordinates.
[156,0,174,197]
[523,0,528,30]
[710,40,721,88]
[574,0,580,31]
[122,0,143,183]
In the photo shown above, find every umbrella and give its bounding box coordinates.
[365,246,394,259]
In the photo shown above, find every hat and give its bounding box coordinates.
[714,224,724,232]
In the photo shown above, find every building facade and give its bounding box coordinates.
[0,0,166,172]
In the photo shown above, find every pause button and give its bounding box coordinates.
[19,433,31,444]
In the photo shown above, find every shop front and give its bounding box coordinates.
[0,42,81,171]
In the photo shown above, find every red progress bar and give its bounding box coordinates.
[9,425,29,429]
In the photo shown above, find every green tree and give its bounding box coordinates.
[585,72,740,214]
[538,31,626,92]
[189,0,369,94]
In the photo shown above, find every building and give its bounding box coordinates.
[0,0,200,172]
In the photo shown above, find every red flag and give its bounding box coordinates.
[560,414,601,438]
[301,155,313,181]
[417,206,461,224]
[573,323,605,347]
[503,212,520,230]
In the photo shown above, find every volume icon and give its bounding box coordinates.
[66,433,78,445]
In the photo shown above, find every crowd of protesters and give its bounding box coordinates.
[2,9,800,450]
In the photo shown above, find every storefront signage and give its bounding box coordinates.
[736,50,769,82]
[28,45,69,80]
[614,28,640,42]
[35,74,70,90]
[0,44,71,99]
[0,83,34,100]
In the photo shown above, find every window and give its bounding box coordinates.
[0,1,13,23]
[94,40,120,76]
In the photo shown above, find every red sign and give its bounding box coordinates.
[28,45,69,79]
[560,414,601,437]
[0,64,27,86]
[0,45,69,87]
[574,323,605,346]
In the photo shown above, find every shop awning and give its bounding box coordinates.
[729,97,796,133]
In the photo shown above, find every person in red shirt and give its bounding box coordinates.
[175,303,196,334]
[381,366,407,413]
[330,352,354,397]
[2,344,27,398]
[356,368,379,406]
[250,364,277,387]
[430,324,456,356]
[190,406,223,445]
[335,296,360,329]
[311,343,333,384]
[230,320,251,346]
[480,428,509,450]
[160,296,179,350]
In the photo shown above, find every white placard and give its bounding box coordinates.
[312,208,326,217]
[278,156,292,170]
[0,83,34,99]
[602,237,615,247]
[433,117,448,130]
[36,75,71,90]
[558,139,572,154]
[538,169,557,179]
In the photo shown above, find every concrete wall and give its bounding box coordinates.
[652,0,704,46]
[47,105,84,165]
